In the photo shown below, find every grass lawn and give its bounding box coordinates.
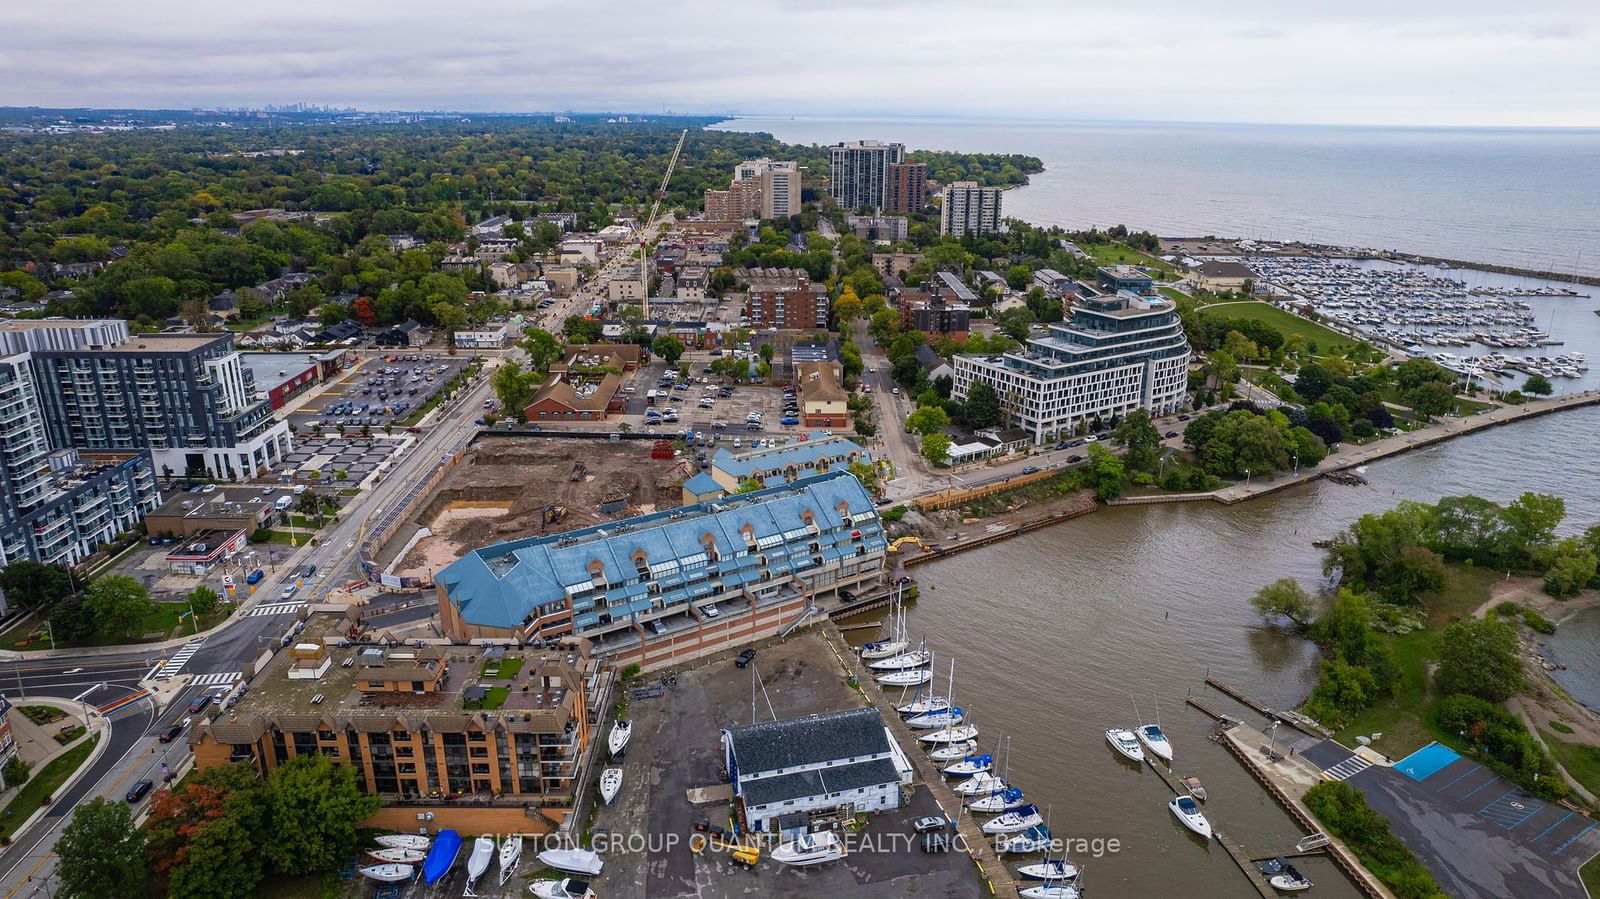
[1198,301,1355,353]
[1082,241,1177,275]
[1583,854,1600,896]
[463,686,509,710]
[1540,729,1600,800]
[18,706,65,725]
[0,733,100,842]
[480,656,523,679]
[0,602,233,650]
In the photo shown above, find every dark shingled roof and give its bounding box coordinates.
[741,758,901,807]
[726,707,889,775]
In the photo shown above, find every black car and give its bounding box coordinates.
[1067,454,1083,463]
[838,588,857,603]
[1165,431,1179,438]
[735,649,757,668]
[301,564,317,577]
[126,780,154,803]
[186,694,212,714]
[158,723,184,743]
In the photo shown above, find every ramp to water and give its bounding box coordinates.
[1395,741,1462,782]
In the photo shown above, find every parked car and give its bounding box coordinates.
[780,416,799,426]
[649,620,667,636]
[838,588,857,603]
[245,568,265,585]
[735,649,757,668]
[126,780,155,803]
[280,584,298,600]
[1165,431,1179,438]
[1067,454,1083,463]
[913,816,948,834]
[702,604,720,619]
[300,564,317,578]
[1021,466,1040,475]
[186,695,212,714]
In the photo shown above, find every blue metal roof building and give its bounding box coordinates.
[435,471,886,646]
[709,434,871,492]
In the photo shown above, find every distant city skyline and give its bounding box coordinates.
[7,0,1599,128]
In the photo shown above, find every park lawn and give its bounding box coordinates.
[1539,729,1600,800]
[1198,300,1355,353]
[1584,854,1600,896]
[481,656,524,679]
[1378,387,1493,420]
[1082,241,1178,275]
[0,733,100,842]
[0,601,233,650]
[464,686,509,710]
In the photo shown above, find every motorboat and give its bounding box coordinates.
[918,724,979,744]
[926,740,976,762]
[877,668,932,686]
[1105,728,1144,763]
[1269,868,1314,892]
[1180,775,1207,801]
[996,825,1052,854]
[1136,723,1173,763]
[868,649,931,671]
[968,786,1028,813]
[982,804,1044,835]
[608,719,632,758]
[599,767,623,805]
[906,705,964,729]
[770,830,844,866]
[1019,884,1081,899]
[1168,796,1212,840]
[466,836,495,882]
[1017,858,1079,881]
[360,864,414,883]
[529,877,596,899]
[536,847,604,877]
[375,834,432,851]
[942,753,993,777]
[499,836,523,885]
[897,694,951,716]
[953,771,1007,795]
[368,847,426,864]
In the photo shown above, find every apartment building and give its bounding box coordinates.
[733,158,801,220]
[435,472,886,668]
[952,292,1191,444]
[885,162,927,214]
[704,180,762,222]
[845,215,908,243]
[741,268,829,330]
[1097,265,1154,295]
[192,613,610,825]
[828,141,905,212]
[709,434,871,493]
[940,182,1003,237]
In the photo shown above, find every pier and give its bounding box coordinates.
[1215,830,1280,898]
[1204,677,1331,738]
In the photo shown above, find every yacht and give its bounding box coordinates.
[359,864,414,883]
[1168,796,1212,840]
[375,834,431,851]
[982,804,1044,835]
[367,848,426,864]
[1017,857,1079,881]
[898,694,952,716]
[877,668,933,686]
[770,830,844,866]
[1105,728,1144,763]
[599,767,623,805]
[499,836,524,885]
[1135,723,1173,763]
[968,786,1028,813]
[466,836,495,883]
[952,771,1008,795]
[941,753,993,777]
[918,724,979,744]
[868,649,932,671]
[1019,884,1080,899]
[608,719,632,758]
[529,877,596,899]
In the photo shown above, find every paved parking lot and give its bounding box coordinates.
[588,631,985,899]
[278,435,406,483]
[286,353,470,430]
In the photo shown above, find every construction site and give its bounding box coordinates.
[378,437,692,581]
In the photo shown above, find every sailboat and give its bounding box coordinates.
[926,739,977,762]
[1168,796,1212,840]
[608,719,633,758]
[465,836,495,883]
[860,584,909,659]
[876,668,932,686]
[600,767,623,805]
[997,824,1053,854]
[1019,882,1081,899]
[1105,728,1145,763]
[368,847,426,864]
[1018,856,1079,882]
[375,834,432,851]
[1134,697,1173,763]
[982,804,1044,835]
[969,785,1029,813]
[918,723,979,744]
[906,660,963,728]
[941,753,993,777]
[771,830,844,866]
[498,836,522,886]
[536,847,604,877]
[868,648,932,671]
[360,863,415,883]
[898,692,952,716]
[952,771,1008,795]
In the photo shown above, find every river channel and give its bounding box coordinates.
[851,405,1600,896]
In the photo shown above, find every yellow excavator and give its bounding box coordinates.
[887,536,931,554]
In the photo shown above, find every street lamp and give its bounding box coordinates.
[1244,467,1252,487]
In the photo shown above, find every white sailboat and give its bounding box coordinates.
[1168,796,1212,840]
[1019,883,1080,899]
[466,836,495,882]
[876,668,932,686]
[535,847,604,877]
[982,804,1044,835]
[897,693,952,716]
[952,771,1008,796]
[926,739,977,762]
[997,824,1052,854]
[867,649,932,671]
[860,584,909,659]
[498,836,523,886]
[608,719,633,758]
[906,659,962,728]
[359,864,415,883]
[968,786,1028,813]
[599,767,623,805]
[529,877,596,899]
[918,723,979,744]
[375,834,431,851]
[770,830,844,866]
[941,753,993,777]
[1105,728,1145,763]
[1017,857,1079,882]
[368,847,426,864]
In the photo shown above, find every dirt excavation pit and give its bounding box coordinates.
[393,438,692,578]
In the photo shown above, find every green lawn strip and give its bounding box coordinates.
[0,733,100,842]
[1198,300,1354,352]
[1539,729,1600,799]
[463,686,509,710]
[1582,853,1600,896]
[1304,780,1447,899]
[480,657,523,679]
[0,601,231,649]
[1082,241,1177,275]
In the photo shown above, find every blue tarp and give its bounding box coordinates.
[422,829,462,885]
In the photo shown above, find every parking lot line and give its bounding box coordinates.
[1437,762,1483,790]
[1478,787,1518,813]
[1553,823,1597,856]
[1459,774,1507,802]
[1533,811,1577,843]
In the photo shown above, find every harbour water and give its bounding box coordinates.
[711,116,1600,277]
[852,406,1600,896]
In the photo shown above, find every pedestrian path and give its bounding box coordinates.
[1322,755,1372,781]
[149,640,204,679]
[247,601,305,617]
[190,671,239,688]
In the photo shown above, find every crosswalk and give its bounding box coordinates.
[248,601,305,618]
[150,640,204,679]
[191,671,240,688]
[1323,755,1373,781]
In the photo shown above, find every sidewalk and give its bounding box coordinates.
[0,700,110,845]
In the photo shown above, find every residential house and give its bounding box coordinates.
[796,361,848,429]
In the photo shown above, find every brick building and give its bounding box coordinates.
[741,269,829,330]
[885,162,927,214]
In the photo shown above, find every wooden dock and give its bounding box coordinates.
[1215,830,1279,898]
[1184,694,1241,727]
[1204,677,1330,738]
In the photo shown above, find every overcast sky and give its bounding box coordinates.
[6,0,1599,126]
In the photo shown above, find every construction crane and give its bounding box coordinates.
[639,128,687,321]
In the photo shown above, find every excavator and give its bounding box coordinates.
[887,536,933,554]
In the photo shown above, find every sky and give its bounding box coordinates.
[6,0,1600,127]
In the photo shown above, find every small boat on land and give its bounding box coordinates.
[360,864,414,883]
[997,824,1053,854]
[422,829,463,885]
[499,836,523,885]
[529,877,596,899]
[466,836,495,882]
[1017,857,1079,881]
[982,804,1044,835]
[368,847,426,864]
[942,753,993,777]
[953,771,1007,795]
[918,724,979,744]
[770,830,844,866]
[926,739,976,762]
[600,767,623,805]
[1169,796,1212,840]
[1105,728,1144,763]
[608,719,632,758]
[1136,723,1173,763]
[1180,774,1207,801]
[375,834,432,851]
[877,668,932,686]
[868,649,931,671]
[536,847,604,877]
[968,786,1027,813]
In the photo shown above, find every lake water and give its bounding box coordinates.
[854,405,1600,896]
[711,117,1600,277]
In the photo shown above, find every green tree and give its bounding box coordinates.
[262,754,380,876]
[1522,373,1553,396]
[651,334,685,364]
[166,814,262,899]
[904,405,949,437]
[519,328,561,370]
[964,381,1001,430]
[562,315,603,343]
[1294,362,1333,401]
[1395,357,1452,390]
[57,798,147,899]
[0,560,75,612]
[1110,409,1162,472]
[84,575,153,637]
[491,362,538,420]
[316,301,349,326]
[848,460,878,492]
[920,432,951,466]
[1208,349,1238,389]
[1435,617,1523,702]
[1500,492,1565,561]
[1403,380,1456,420]
[1250,578,1315,629]
[997,306,1034,341]
[1543,538,1598,597]
[187,585,220,618]
[1086,443,1125,500]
